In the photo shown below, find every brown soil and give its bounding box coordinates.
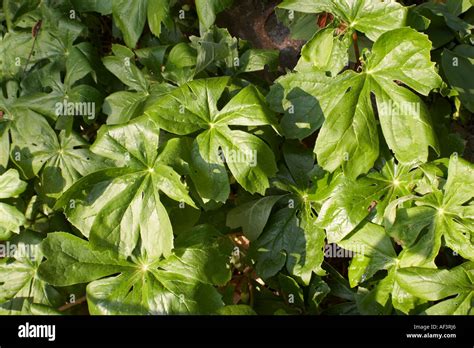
[216,0,305,71]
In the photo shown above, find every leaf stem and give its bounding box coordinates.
[58,296,87,312]
[352,31,361,71]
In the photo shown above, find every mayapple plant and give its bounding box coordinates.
[0,0,472,316]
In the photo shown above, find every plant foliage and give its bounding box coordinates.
[0,0,473,316]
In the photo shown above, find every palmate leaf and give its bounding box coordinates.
[315,28,441,178]
[0,230,62,314]
[1,2,85,81]
[278,0,407,41]
[38,225,232,315]
[318,158,421,243]
[338,222,427,314]
[102,44,175,124]
[11,57,103,133]
[268,28,441,168]
[250,142,326,284]
[56,116,196,259]
[396,262,474,315]
[146,77,278,202]
[385,155,474,265]
[332,157,473,312]
[253,207,317,282]
[10,110,107,198]
[0,31,35,80]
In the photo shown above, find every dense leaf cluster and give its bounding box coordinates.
[0,0,473,315]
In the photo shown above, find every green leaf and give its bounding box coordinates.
[355,272,394,315]
[103,55,148,92]
[237,49,279,73]
[0,203,26,235]
[344,0,407,41]
[28,303,62,315]
[289,204,326,283]
[70,0,112,15]
[38,226,229,314]
[254,207,302,279]
[253,202,326,283]
[278,0,334,14]
[0,231,62,314]
[147,77,229,135]
[190,129,230,202]
[302,28,334,69]
[279,0,407,41]
[2,0,40,30]
[307,276,330,313]
[0,169,27,199]
[38,232,131,286]
[163,43,197,85]
[442,46,474,113]
[396,262,473,315]
[146,78,278,201]
[267,71,329,140]
[282,140,315,188]
[296,30,351,76]
[65,43,97,87]
[417,3,473,38]
[112,0,147,48]
[277,274,305,308]
[446,0,472,16]
[215,127,277,196]
[11,114,107,198]
[195,0,233,31]
[275,9,318,41]
[103,91,148,125]
[214,85,277,126]
[0,121,9,171]
[158,225,232,285]
[425,292,473,315]
[226,195,284,241]
[87,271,223,315]
[339,222,397,287]
[315,71,378,177]
[56,116,195,259]
[318,159,418,243]
[387,156,474,264]
[315,28,441,178]
[190,27,238,75]
[0,32,35,80]
[147,0,171,38]
[103,83,173,125]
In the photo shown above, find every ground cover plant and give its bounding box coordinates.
[0,0,473,315]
